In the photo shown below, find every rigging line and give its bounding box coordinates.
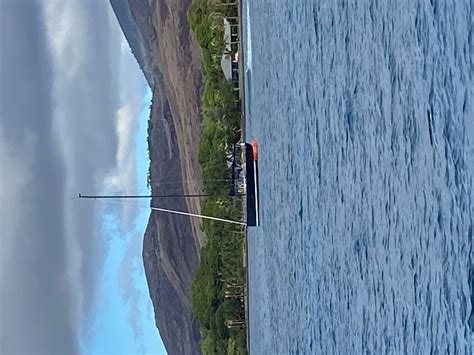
[88,200,247,226]
[150,206,246,226]
[98,184,233,197]
[96,199,127,206]
[78,193,226,199]
[152,178,235,185]
[104,179,235,193]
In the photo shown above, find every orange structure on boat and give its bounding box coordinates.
[251,139,258,161]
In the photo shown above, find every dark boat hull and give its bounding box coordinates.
[245,143,259,226]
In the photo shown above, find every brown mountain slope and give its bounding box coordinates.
[125,0,205,354]
[143,82,202,355]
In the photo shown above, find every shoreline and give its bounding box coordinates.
[237,0,251,353]
[187,0,251,351]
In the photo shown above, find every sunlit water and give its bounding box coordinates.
[243,0,473,353]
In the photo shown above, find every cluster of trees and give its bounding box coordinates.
[188,0,247,354]
[191,203,246,354]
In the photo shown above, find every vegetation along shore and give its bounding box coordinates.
[188,0,248,353]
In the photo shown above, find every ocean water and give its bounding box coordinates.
[243,0,473,353]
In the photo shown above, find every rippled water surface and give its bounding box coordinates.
[243,1,473,353]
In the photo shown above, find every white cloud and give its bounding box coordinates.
[42,0,149,347]
[1,1,148,352]
[103,102,139,205]
[102,30,148,227]
[43,1,85,80]
[41,0,125,327]
[0,128,35,288]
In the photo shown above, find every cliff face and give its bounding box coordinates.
[143,72,202,355]
[109,0,204,354]
[143,216,200,354]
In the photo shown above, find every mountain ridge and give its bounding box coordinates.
[109,0,204,354]
[109,0,154,88]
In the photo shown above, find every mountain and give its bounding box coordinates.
[109,0,154,88]
[109,0,204,354]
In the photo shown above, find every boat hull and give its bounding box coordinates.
[245,142,259,226]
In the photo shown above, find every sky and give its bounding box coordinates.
[0,1,166,354]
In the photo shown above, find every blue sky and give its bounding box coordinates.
[81,91,167,355]
[0,2,168,353]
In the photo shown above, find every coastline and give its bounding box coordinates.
[237,0,251,352]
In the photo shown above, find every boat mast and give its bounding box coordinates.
[78,193,217,199]
[78,143,248,226]
[78,193,246,226]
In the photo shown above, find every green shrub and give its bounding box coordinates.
[188,0,247,353]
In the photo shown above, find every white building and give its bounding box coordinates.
[220,18,238,81]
